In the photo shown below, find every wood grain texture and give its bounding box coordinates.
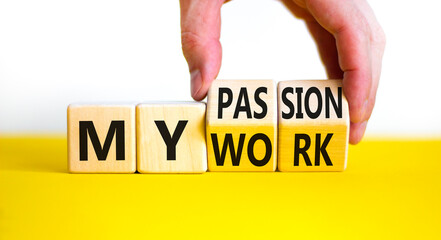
[67,104,136,173]
[206,80,277,171]
[277,80,349,171]
[136,102,207,173]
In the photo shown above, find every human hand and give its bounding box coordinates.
[179,0,385,144]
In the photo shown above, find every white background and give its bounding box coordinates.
[0,0,440,136]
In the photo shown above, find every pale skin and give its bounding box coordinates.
[180,0,386,144]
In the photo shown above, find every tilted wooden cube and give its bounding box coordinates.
[206,80,277,171]
[67,103,136,173]
[136,102,207,173]
[277,80,349,171]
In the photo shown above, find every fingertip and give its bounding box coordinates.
[348,98,369,124]
[190,68,216,101]
[184,39,221,101]
[349,121,367,145]
[343,69,371,123]
[192,93,206,102]
[190,69,202,100]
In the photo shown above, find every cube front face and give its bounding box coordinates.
[136,103,207,173]
[68,80,349,173]
[277,80,349,171]
[206,80,277,171]
[67,104,136,173]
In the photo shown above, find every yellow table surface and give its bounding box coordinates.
[1,136,440,239]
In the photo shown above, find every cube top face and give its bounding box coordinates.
[207,79,276,126]
[136,102,207,173]
[206,80,277,171]
[67,104,136,173]
[277,80,349,172]
[69,102,138,107]
[136,101,203,106]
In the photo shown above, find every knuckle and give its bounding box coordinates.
[181,31,205,52]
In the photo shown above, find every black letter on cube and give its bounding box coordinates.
[155,120,188,161]
[79,121,125,161]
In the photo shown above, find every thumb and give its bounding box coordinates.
[180,0,224,101]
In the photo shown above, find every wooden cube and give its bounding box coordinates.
[67,103,136,173]
[206,80,277,171]
[136,102,207,173]
[277,80,349,171]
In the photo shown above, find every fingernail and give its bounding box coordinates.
[350,120,368,144]
[190,69,201,98]
[360,120,368,132]
[362,99,369,120]
[358,120,368,140]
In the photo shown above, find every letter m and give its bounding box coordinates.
[79,121,125,161]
